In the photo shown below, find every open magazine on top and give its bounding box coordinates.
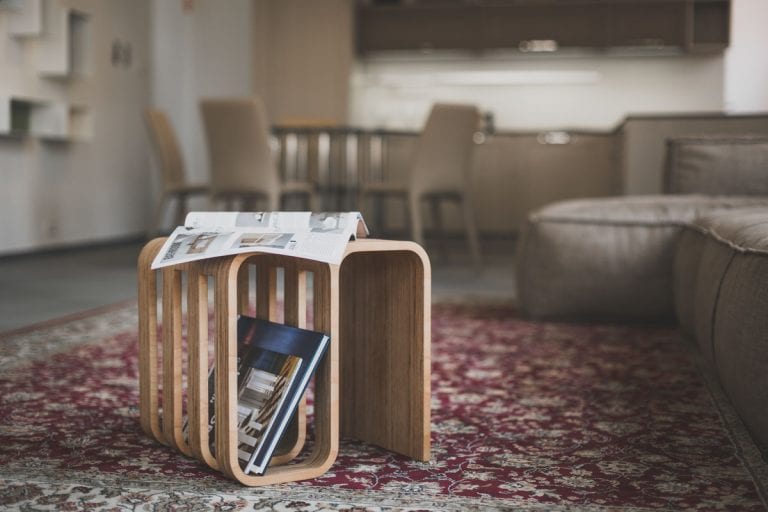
[151,211,369,270]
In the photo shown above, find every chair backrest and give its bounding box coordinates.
[199,97,279,201]
[144,108,186,190]
[410,103,480,195]
[664,135,768,195]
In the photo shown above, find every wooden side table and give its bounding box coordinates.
[137,238,431,486]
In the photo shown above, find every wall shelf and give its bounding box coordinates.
[37,4,90,78]
[6,0,43,38]
[0,96,91,141]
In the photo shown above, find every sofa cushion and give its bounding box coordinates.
[674,208,768,357]
[517,195,768,321]
[664,135,768,195]
[691,208,768,452]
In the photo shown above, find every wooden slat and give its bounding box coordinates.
[138,238,167,443]
[256,259,278,321]
[161,267,192,457]
[187,261,218,469]
[237,263,250,315]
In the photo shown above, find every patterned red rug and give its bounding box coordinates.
[1,301,766,511]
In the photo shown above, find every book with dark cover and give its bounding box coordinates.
[206,315,330,475]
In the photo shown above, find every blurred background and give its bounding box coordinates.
[1,0,767,327]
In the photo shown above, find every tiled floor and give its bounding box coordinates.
[0,236,516,332]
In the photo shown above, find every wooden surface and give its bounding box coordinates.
[137,238,431,485]
[340,239,432,461]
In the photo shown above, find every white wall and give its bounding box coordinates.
[724,0,768,112]
[351,53,726,131]
[0,0,151,254]
[150,0,252,189]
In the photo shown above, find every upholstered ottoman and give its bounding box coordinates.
[674,207,768,451]
[516,195,768,322]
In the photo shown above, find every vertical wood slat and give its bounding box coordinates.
[214,255,241,481]
[187,261,218,469]
[138,238,167,443]
[256,259,278,322]
[161,267,192,457]
[237,263,250,315]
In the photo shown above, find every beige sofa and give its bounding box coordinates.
[516,135,768,452]
[518,135,768,321]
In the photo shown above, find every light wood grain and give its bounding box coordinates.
[161,267,192,456]
[137,237,167,443]
[340,239,432,461]
[187,260,218,469]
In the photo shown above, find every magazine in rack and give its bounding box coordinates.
[205,315,330,475]
[151,211,369,269]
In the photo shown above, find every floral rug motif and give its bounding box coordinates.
[0,302,767,511]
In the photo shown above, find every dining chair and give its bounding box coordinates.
[358,103,482,270]
[144,108,210,235]
[200,98,318,211]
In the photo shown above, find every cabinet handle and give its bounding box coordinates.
[537,131,572,145]
[519,40,558,52]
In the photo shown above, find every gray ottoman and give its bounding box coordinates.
[517,195,768,322]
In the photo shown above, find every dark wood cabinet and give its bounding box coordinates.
[356,4,482,52]
[355,0,730,54]
[691,0,730,50]
[607,1,689,48]
[482,3,611,49]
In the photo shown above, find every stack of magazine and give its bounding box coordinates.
[199,316,330,475]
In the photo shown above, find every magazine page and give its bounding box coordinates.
[150,211,369,270]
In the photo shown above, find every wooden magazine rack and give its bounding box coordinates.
[137,238,431,486]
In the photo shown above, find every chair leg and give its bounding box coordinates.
[429,197,447,262]
[175,194,188,227]
[309,190,320,212]
[461,195,483,273]
[356,188,366,215]
[358,190,386,237]
[374,194,386,236]
[409,192,424,248]
[149,193,170,238]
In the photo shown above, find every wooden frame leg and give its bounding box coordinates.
[138,238,168,443]
[161,267,193,457]
[187,261,219,469]
[409,192,424,248]
[461,194,483,273]
[339,242,431,461]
